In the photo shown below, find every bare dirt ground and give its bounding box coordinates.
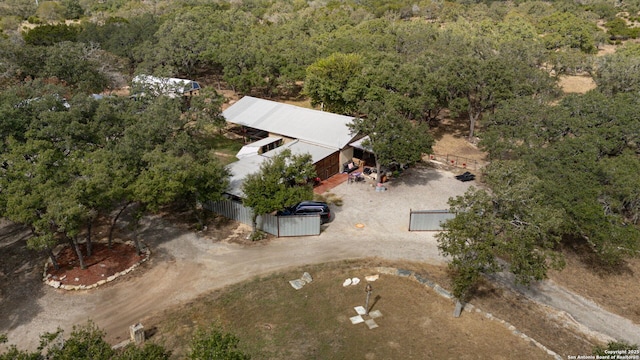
[430,115,488,163]
[146,261,555,359]
[558,75,597,94]
[549,244,640,327]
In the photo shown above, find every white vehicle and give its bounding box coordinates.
[131,75,201,98]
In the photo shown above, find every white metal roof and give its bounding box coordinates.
[226,155,268,198]
[349,136,373,152]
[223,96,357,150]
[235,137,282,159]
[225,140,337,198]
[267,140,336,163]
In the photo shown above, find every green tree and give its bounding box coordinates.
[45,322,114,360]
[303,52,365,115]
[350,100,433,183]
[41,41,109,93]
[78,14,160,71]
[0,333,40,360]
[480,91,640,266]
[593,44,640,96]
[536,11,600,53]
[35,1,66,23]
[604,18,640,40]
[115,343,172,360]
[0,85,229,268]
[62,0,84,20]
[437,161,565,301]
[186,87,227,131]
[151,7,218,76]
[241,149,316,235]
[1,322,171,360]
[0,0,37,19]
[188,326,250,360]
[446,55,558,141]
[0,137,70,269]
[22,24,80,46]
[480,97,566,160]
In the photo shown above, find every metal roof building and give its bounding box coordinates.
[226,140,340,198]
[223,96,361,198]
[223,96,356,150]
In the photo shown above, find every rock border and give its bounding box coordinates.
[42,241,150,291]
[373,267,563,360]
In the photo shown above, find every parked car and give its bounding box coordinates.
[277,201,332,224]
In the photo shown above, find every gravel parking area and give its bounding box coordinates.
[317,164,474,262]
[328,165,472,233]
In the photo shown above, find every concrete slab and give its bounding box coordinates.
[301,272,313,283]
[365,319,379,329]
[453,300,464,318]
[354,306,366,315]
[365,274,379,282]
[350,315,364,324]
[289,279,305,290]
[369,310,382,319]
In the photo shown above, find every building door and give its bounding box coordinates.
[315,152,340,180]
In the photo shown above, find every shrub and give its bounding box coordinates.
[593,341,639,356]
[188,327,250,360]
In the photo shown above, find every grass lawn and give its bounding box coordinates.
[202,130,243,165]
[146,260,550,359]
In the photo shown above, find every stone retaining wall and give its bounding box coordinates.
[42,241,150,291]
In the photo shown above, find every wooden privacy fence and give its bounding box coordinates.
[409,209,455,231]
[204,199,321,237]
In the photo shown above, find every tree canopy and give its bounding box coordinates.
[0,81,229,266]
[350,100,434,182]
[241,149,316,234]
[1,321,248,360]
[439,74,640,301]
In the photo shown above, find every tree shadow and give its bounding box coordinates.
[429,111,471,142]
[561,238,635,277]
[388,164,444,188]
[144,326,158,339]
[0,221,46,340]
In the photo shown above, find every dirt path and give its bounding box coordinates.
[2,166,640,353]
[2,217,446,349]
[489,272,640,345]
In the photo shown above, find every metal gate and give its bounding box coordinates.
[409,210,455,231]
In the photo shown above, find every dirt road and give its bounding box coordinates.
[2,166,640,352]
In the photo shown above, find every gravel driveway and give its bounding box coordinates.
[1,165,473,350]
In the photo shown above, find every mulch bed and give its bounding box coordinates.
[46,242,147,287]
